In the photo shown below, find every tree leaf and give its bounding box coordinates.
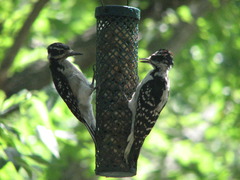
[0,158,8,169]
[36,125,59,158]
[27,154,50,165]
[4,147,32,178]
[4,147,21,171]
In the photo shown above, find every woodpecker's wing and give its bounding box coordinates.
[128,74,168,162]
[67,63,92,87]
[49,64,96,143]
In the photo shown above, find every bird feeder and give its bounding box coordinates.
[95,5,140,177]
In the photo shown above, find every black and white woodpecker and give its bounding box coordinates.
[47,42,96,143]
[124,49,173,163]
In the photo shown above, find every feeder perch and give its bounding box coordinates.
[95,5,140,177]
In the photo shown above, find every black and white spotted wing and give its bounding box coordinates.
[49,63,96,139]
[131,73,168,159]
[50,64,82,120]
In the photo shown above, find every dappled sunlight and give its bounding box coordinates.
[0,0,239,179]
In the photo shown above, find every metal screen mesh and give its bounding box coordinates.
[95,6,140,177]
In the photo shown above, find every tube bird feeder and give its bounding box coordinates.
[95,5,140,177]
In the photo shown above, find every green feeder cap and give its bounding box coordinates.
[95,5,140,20]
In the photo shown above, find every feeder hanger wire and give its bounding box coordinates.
[99,0,129,6]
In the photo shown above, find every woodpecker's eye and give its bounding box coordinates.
[51,49,65,56]
[47,42,70,57]
[52,50,64,55]
[150,56,160,61]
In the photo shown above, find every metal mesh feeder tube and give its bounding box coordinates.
[95,5,140,177]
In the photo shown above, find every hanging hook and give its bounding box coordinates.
[99,0,129,6]
[99,0,104,6]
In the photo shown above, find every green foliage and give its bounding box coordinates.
[0,0,240,179]
[177,6,193,23]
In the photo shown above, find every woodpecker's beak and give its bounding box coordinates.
[67,50,83,56]
[139,58,151,64]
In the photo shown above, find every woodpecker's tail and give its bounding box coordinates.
[85,123,97,146]
[124,131,134,164]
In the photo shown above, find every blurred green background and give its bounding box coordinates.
[0,0,240,179]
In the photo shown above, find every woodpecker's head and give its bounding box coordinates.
[47,42,82,62]
[140,49,173,69]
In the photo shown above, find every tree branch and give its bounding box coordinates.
[0,0,49,87]
[2,60,50,97]
[1,0,228,97]
[145,0,230,54]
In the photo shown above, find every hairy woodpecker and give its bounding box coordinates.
[124,49,173,163]
[47,42,96,143]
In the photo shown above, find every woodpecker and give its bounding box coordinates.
[47,42,96,143]
[124,49,173,163]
